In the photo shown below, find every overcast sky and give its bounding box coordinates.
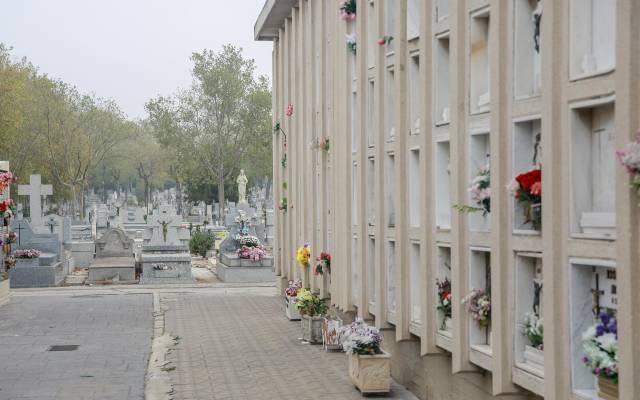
[1,0,273,120]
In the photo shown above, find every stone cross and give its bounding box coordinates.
[18,175,52,228]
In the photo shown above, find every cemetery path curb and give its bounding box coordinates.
[144,291,175,400]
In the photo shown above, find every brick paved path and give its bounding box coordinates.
[163,288,418,400]
[0,292,152,400]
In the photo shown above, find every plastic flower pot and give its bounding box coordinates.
[301,315,324,344]
[348,350,391,394]
[322,318,343,351]
[285,296,301,321]
[597,376,618,400]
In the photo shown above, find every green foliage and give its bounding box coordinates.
[146,45,272,216]
[189,231,214,258]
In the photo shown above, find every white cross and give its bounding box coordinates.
[18,175,53,228]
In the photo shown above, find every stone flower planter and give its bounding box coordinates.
[15,257,39,268]
[0,279,9,306]
[597,376,618,400]
[348,350,391,394]
[523,345,544,371]
[301,315,323,344]
[285,296,301,320]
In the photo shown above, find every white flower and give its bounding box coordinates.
[582,325,596,342]
[596,333,618,353]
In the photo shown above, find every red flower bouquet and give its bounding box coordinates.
[508,169,542,230]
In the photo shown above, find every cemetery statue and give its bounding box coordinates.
[237,170,249,204]
[159,219,172,243]
[532,0,542,53]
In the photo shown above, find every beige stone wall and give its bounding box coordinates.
[257,0,640,399]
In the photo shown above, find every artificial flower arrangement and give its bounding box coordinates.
[523,312,544,350]
[234,234,260,247]
[582,312,618,386]
[339,319,383,355]
[5,231,17,244]
[279,197,288,211]
[312,137,330,153]
[236,245,267,261]
[314,251,332,275]
[339,0,356,20]
[0,199,17,219]
[286,103,294,117]
[285,279,303,298]
[462,288,491,328]
[377,36,394,46]
[281,153,287,168]
[345,33,357,55]
[436,277,452,329]
[616,134,640,204]
[296,244,311,269]
[455,166,491,215]
[0,171,17,194]
[13,249,41,259]
[295,288,328,316]
[508,168,542,230]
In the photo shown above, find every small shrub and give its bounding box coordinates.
[189,231,214,258]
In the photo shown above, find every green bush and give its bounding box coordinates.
[189,231,214,258]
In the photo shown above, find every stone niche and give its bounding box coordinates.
[469,7,491,115]
[436,140,452,230]
[435,31,451,126]
[435,245,453,352]
[513,116,542,233]
[514,0,542,99]
[385,153,396,228]
[436,0,449,22]
[386,240,397,323]
[513,253,544,397]
[570,98,616,239]
[569,0,616,80]
[469,129,491,232]
[409,241,421,326]
[569,258,617,398]
[468,247,492,371]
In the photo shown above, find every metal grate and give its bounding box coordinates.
[48,345,79,352]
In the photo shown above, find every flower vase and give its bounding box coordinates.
[443,317,453,332]
[530,203,542,230]
[597,376,618,400]
[301,315,324,344]
[2,244,10,255]
[348,351,391,394]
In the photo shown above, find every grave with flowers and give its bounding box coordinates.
[217,208,273,283]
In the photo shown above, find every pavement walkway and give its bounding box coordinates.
[162,287,418,400]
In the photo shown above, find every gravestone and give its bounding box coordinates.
[217,209,274,283]
[17,175,52,230]
[139,206,192,284]
[88,228,135,283]
[9,218,67,288]
[71,224,95,268]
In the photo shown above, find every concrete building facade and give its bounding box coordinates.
[255,1,640,399]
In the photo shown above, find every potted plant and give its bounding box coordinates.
[436,278,452,331]
[522,312,544,370]
[582,312,618,400]
[295,288,327,344]
[340,319,391,394]
[13,249,41,268]
[284,279,302,321]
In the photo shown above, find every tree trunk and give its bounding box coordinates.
[218,167,225,222]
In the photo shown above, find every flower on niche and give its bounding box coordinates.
[286,103,294,117]
[377,36,394,46]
